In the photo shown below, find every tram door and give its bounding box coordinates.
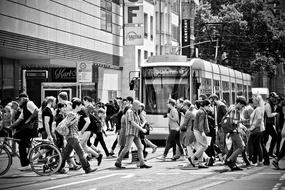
[24,70,48,107]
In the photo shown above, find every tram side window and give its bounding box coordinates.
[243,85,247,99]
[222,81,230,106]
[232,83,236,103]
[214,80,220,97]
[237,84,243,96]
[200,78,212,97]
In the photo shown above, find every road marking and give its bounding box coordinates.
[39,173,134,190]
[121,173,135,178]
[136,179,153,182]
[258,172,281,175]
[156,172,180,175]
[192,181,226,190]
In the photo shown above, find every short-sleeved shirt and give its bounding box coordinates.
[78,109,91,131]
[125,108,140,137]
[65,111,79,139]
[42,106,54,132]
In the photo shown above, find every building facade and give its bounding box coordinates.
[0,0,123,106]
[0,0,182,106]
[121,0,180,99]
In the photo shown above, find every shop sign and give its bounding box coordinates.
[124,0,144,46]
[52,68,76,82]
[125,26,144,45]
[77,61,93,83]
[182,19,190,58]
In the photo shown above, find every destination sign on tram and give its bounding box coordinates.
[142,67,189,78]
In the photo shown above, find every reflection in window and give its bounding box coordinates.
[101,0,112,32]
[142,67,190,114]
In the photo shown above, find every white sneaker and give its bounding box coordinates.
[18,165,32,171]
[157,155,166,161]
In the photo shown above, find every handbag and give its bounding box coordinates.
[55,118,69,136]
[55,112,76,136]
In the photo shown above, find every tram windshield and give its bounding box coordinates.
[141,66,190,114]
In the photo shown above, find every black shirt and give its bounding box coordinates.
[78,109,91,131]
[42,106,53,132]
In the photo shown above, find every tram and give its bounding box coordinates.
[140,55,252,140]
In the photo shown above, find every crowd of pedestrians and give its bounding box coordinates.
[0,91,285,174]
[157,92,285,171]
[0,92,156,173]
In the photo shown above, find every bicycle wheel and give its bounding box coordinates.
[29,143,62,176]
[0,146,12,176]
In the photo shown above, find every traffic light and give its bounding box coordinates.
[129,79,135,90]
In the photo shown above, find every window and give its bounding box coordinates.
[108,90,117,100]
[101,0,112,32]
[144,51,148,59]
[150,16,153,41]
[138,49,141,67]
[144,13,148,38]
[171,24,179,41]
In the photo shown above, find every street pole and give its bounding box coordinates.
[214,38,219,63]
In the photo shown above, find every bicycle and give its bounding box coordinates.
[0,136,62,176]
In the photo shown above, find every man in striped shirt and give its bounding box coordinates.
[115,100,152,169]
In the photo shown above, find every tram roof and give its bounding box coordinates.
[142,55,194,67]
[142,56,251,83]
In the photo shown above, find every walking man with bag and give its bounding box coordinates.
[224,96,247,171]
[115,100,152,169]
[10,93,39,171]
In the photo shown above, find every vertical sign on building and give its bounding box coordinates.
[181,19,190,58]
[124,0,144,45]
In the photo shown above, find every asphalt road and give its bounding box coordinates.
[1,131,285,190]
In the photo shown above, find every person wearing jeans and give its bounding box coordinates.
[158,98,184,161]
[272,101,285,169]
[10,93,39,171]
[264,92,279,158]
[188,99,210,168]
[115,100,151,169]
[224,96,247,171]
[58,98,96,174]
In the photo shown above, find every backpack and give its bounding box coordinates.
[219,105,237,133]
[89,114,102,134]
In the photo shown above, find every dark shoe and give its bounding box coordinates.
[85,168,97,174]
[140,164,152,168]
[109,152,115,156]
[97,154,103,166]
[187,157,195,167]
[86,155,92,161]
[272,159,280,169]
[57,168,68,174]
[231,166,243,171]
[171,156,180,161]
[263,161,270,166]
[206,157,214,166]
[198,164,209,169]
[115,162,125,169]
[69,165,82,171]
